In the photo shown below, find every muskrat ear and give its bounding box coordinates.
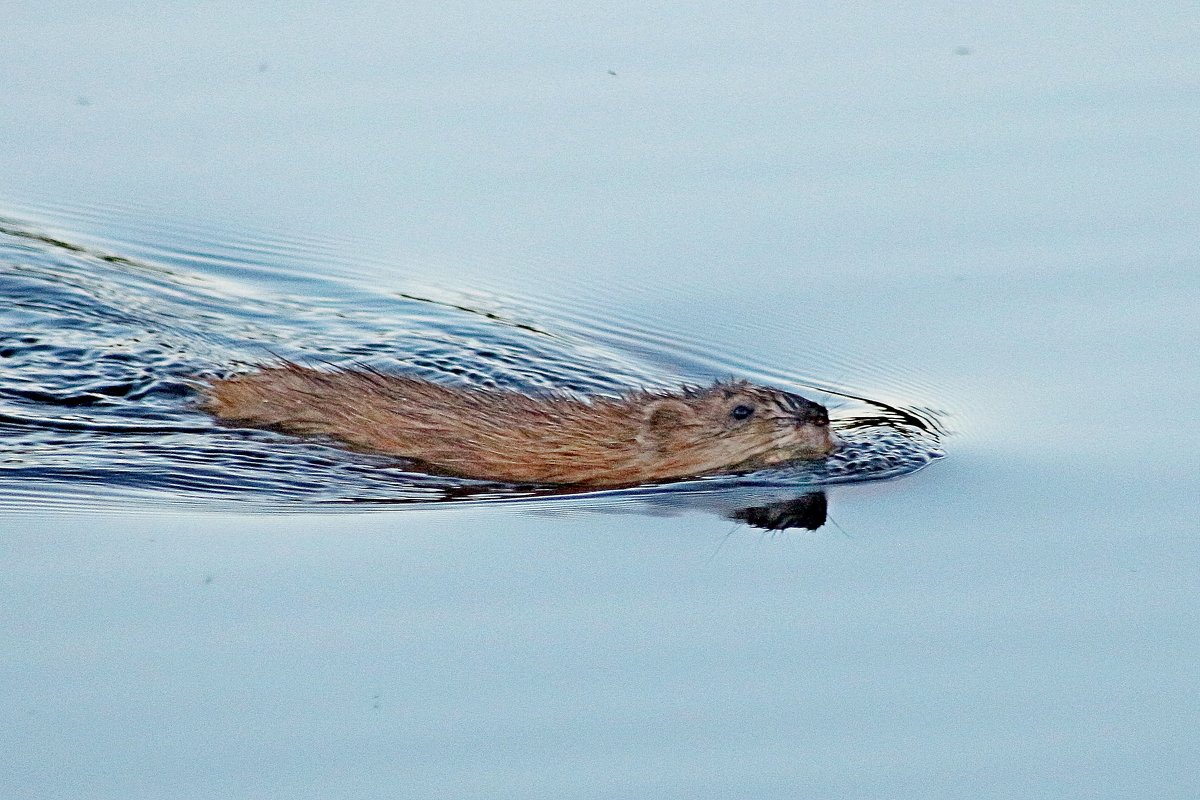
[640,398,697,447]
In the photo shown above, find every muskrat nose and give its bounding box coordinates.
[800,405,829,427]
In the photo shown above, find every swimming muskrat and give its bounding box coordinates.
[202,363,836,486]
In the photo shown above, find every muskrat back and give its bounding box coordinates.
[202,363,835,486]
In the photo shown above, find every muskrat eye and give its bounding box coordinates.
[730,404,754,421]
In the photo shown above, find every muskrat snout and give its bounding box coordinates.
[802,406,829,427]
[778,390,829,428]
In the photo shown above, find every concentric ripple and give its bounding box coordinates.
[0,209,945,514]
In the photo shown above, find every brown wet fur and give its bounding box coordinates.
[202,364,836,486]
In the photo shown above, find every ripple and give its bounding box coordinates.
[0,208,945,514]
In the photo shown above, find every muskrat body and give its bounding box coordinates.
[202,364,835,486]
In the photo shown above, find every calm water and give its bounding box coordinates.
[2,4,1198,799]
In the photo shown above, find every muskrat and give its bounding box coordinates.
[202,363,836,486]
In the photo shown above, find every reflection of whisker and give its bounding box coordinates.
[705,523,740,565]
[825,511,853,540]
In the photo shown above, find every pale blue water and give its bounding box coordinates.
[2,4,1198,799]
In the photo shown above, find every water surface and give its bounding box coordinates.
[2,4,1198,799]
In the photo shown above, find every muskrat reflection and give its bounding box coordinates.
[729,491,827,531]
[432,483,830,532]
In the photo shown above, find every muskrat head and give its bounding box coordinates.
[637,381,837,474]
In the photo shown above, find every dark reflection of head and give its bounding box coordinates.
[729,491,827,531]
[432,483,831,531]
[320,469,833,532]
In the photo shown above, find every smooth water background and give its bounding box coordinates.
[3,4,1198,798]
